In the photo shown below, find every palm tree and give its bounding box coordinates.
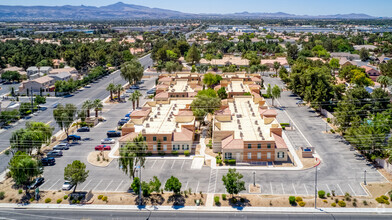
[259,64,268,76]
[106,83,115,100]
[82,100,93,118]
[115,84,124,102]
[273,62,281,76]
[376,75,391,89]
[129,93,137,110]
[133,90,142,108]
[93,99,103,118]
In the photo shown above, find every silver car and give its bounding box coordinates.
[53,144,69,150]
[101,138,116,144]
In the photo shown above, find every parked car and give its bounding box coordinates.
[107,130,121,138]
[47,150,63,157]
[125,89,134,94]
[85,84,91,88]
[137,80,144,85]
[41,157,55,166]
[77,127,90,132]
[68,134,81,141]
[28,177,44,189]
[146,88,156,94]
[53,144,69,150]
[95,145,111,151]
[101,138,115,144]
[129,85,140,89]
[62,181,74,191]
[118,118,129,126]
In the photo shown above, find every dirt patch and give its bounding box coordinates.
[378,168,392,182]
[249,184,261,193]
[87,151,113,167]
[365,182,392,198]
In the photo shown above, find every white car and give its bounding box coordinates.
[62,181,74,191]
[101,138,115,144]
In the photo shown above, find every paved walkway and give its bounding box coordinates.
[1,203,392,213]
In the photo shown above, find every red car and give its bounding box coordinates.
[95,145,111,151]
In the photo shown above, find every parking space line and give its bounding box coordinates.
[195,181,200,193]
[104,180,114,192]
[81,179,92,191]
[281,183,285,194]
[303,184,309,195]
[171,160,176,169]
[40,179,50,188]
[292,183,297,195]
[337,184,344,195]
[47,179,60,191]
[115,180,124,192]
[270,182,273,195]
[180,160,185,170]
[160,160,166,170]
[93,180,103,191]
[348,184,357,196]
[150,160,157,169]
[325,184,332,194]
[185,180,189,191]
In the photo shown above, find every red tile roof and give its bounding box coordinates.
[222,135,244,150]
[173,127,193,142]
[272,133,288,149]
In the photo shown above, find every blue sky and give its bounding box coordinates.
[1,0,391,17]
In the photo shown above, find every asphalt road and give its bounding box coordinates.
[0,208,391,220]
[0,54,153,174]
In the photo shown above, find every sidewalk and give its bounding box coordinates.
[1,202,392,213]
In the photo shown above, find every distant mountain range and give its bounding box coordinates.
[0,2,381,21]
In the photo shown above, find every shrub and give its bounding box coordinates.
[45,198,52,203]
[146,151,153,156]
[289,196,296,205]
[57,199,62,204]
[29,197,34,202]
[228,159,236,165]
[240,198,245,203]
[214,196,220,205]
[102,196,108,202]
[184,150,190,156]
[338,201,346,207]
[318,190,326,198]
[222,194,227,200]
[63,195,68,200]
[158,152,165,156]
[335,198,339,203]
[363,200,368,206]
[282,126,285,130]
[98,195,103,200]
[344,193,351,201]
[331,203,336,207]
[327,193,331,197]
[172,151,178,156]
[323,200,328,203]
[376,197,385,203]
[295,197,302,202]
[232,198,237,203]
[298,201,306,207]
[331,190,335,196]
[330,129,335,133]
[280,123,290,127]
[353,202,357,207]
[18,189,23,194]
[327,118,331,123]
[0,192,5,200]
[381,195,389,201]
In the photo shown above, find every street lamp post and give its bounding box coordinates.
[253,171,256,187]
[314,167,319,209]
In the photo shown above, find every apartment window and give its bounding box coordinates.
[257,144,261,149]
[153,145,157,151]
[153,136,157,141]
[173,145,179,151]
[247,153,252,159]
[163,136,167,141]
[248,144,252,149]
[224,152,232,159]
[277,151,285,159]
[143,136,146,141]
[163,145,167,151]
[267,144,271,149]
[257,152,261,159]
[267,152,271,159]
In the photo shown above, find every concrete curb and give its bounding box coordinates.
[1,203,392,213]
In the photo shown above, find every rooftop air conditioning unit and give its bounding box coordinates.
[150,118,153,122]
[146,123,150,128]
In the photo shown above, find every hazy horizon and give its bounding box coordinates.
[0,0,391,17]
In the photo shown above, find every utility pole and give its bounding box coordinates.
[364,170,367,186]
[253,171,256,187]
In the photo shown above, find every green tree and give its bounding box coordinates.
[53,103,77,140]
[106,83,116,100]
[376,75,392,89]
[133,90,142,108]
[259,64,268,76]
[164,176,182,194]
[191,92,221,124]
[380,60,392,77]
[82,100,93,118]
[10,122,53,154]
[119,134,147,179]
[273,62,281,75]
[222,168,246,197]
[186,44,201,65]
[115,84,124,101]
[34,95,46,105]
[271,85,281,106]
[1,71,21,82]
[120,59,144,85]
[359,48,369,61]
[266,84,272,98]
[64,160,89,193]
[217,87,228,99]
[129,93,137,110]
[203,73,222,88]
[8,151,41,193]
[93,99,103,118]
[351,70,374,87]
[131,177,141,195]
[329,58,340,75]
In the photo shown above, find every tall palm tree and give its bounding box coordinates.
[129,93,137,110]
[82,100,93,118]
[106,83,115,100]
[133,90,142,108]
[273,62,281,76]
[93,99,103,118]
[377,75,391,89]
[115,84,124,102]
